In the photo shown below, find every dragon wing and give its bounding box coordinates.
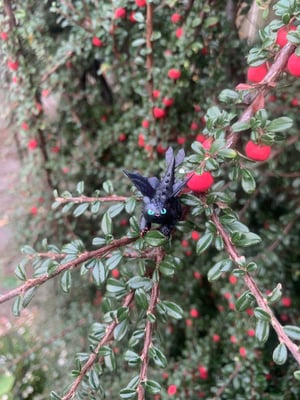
[123,170,156,197]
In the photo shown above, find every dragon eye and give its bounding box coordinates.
[147,209,155,216]
[160,208,167,215]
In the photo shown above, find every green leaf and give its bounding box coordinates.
[124,350,141,366]
[76,181,84,194]
[266,117,293,132]
[101,211,112,235]
[162,301,183,320]
[132,37,146,47]
[102,180,114,194]
[159,260,176,277]
[12,295,22,316]
[267,283,282,304]
[73,202,89,217]
[22,287,37,308]
[256,319,270,343]
[294,370,300,381]
[273,343,287,365]
[61,270,72,293]
[145,379,161,395]
[50,392,62,400]
[254,307,271,321]
[149,346,167,368]
[241,169,256,193]
[0,374,14,395]
[92,237,107,246]
[236,290,256,311]
[283,325,300,341]
[15,262,27,281]
[125,197,136,214]
[135,288,149,310]
[144,230,166,247]
[127,276,152,290]
[106,278,126,293]
[104,348,116,371]
[21,245,36,255]
[133,12,144,22]
[91,201,101,214]
[119,388,137,399]
[218,89,239,102]
[106,251,123,270]
[92,260,107,286]
[114,319,129,341]
[89,369,100,390]
[231,231,261,247]
[62,240,84,255]
[108,203,124,218]
[196,232,214,254]
[207,259,232,281]
[231,120,251,132]
[151,31,161,41]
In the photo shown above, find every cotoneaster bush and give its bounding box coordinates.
[1,0,300,399]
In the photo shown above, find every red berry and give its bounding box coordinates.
[168,68,181,80]
[290,98,299,106]
[281,297,292,307]
[190,308,199,318]
[186,171,214,193]
[191,230,200,241]
[129,12,136,23]
[212,333,220,342]
[1,31,8,41]
[162,97,174,107]
[51,146,60,153]
[202,137,213,150]
[287,53,300,77]
[28,139,38,150]
[153,107,166,119]
[167,385,177,396]
[230,335,237,343]
[239,347,247,358]
[171,13,181,23]
[114,8,126,19]
[118,133,127,142]
[247,329,255,337]
[21,122,29,131]
[196,134,206,143]
[245,140,271,161]
[276,25,296,47]
[30,206,38,216]
[181,239,189,248]
[193,271,201,280]
[111,269,120,278]
[135,0,146,7]
[247,63,268,83]
[138,133,145,147]
[92,37,103,47]
[152,89,160,98]
[7,60,19,71]
[198,366,208,380]
[190,122,199,130]
[229,275,237,285]
[175,27,184,38]
[142,119,150,129]
[177,136,186,145]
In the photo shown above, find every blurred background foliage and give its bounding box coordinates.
[1,0,300,398]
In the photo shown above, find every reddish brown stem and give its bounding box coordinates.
[211,210,300,365]
[61,290,135,400]
[0,236,138,305]
[55,195,128,204]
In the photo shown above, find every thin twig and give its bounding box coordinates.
[61,291,135,400]
[55,195,128,204]
[211,210,300,365]
[137,248,164,400]
[0,236,138,305]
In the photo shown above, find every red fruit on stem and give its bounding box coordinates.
[141,119,150,129]
[245,140,271,161]
[276,25,296,47]
[114,8,126,19]
[287,53,300,77]
[198,366,208,380]
[171,13,181,23]
[28,139,38,150]
[138,133,145,147]
[168,68,181,80]
[177,136,186,145]
[118,133,127,142]
[247,63,268,83]
[1,31,8,41]
[21,122,29,131]
[191,231,200,241]
[92,37,103,47]
[196,134,206,143]
[152,89,160,98]
[175,27,183,38]
[190,308,199,318]
[167,385,177,396]
[7,60,19,71]
[153,107,166,118]
[186,171,214,192]
[162,97,174,107]
[30,206,38,216]
[129,12,136,23]
[135,0,146,7]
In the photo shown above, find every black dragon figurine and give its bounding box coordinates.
[123,147,191,237]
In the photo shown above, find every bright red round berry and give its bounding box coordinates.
[153,107,166,119]
[168,68,181,80]
[247,63,268,83]
[171,13,181,23]
[287,53,300,77]
[135,0,146,7]
[186,171,214,193]
[162,97,174,107]
[175,27,184,38]
[92,37,103,47]
[245,140,271,161]
[276,25,296,47]
[114,8,126,19]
